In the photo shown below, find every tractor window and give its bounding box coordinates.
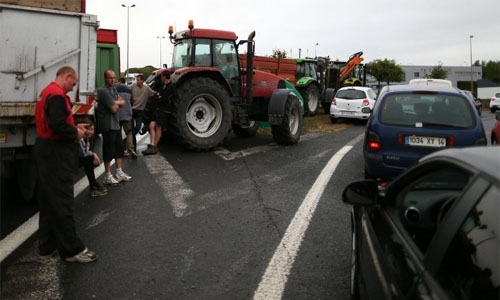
[305,62,318,80]
[213,39,240,96]
[194,38,211,66]
[172,39,193,69]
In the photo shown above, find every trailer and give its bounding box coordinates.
[239,55,321,116]
[0,1,98,201]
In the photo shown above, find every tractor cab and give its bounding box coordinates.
[169,22,241,97]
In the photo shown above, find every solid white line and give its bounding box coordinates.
[253,134,363,300]
[0,134,148,263]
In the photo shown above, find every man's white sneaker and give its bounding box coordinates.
[103,175,119,186]
[64,248,97,263]
[116,171,132,182]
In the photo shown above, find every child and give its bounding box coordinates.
[79,122,108,197]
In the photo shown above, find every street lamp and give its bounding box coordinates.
[157,36,165,68]
[122,3,135,81]
[315,43,319,58]
[469,35,474,92]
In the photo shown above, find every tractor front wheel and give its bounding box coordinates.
[301,84,320,116]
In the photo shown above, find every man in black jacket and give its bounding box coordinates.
[142,70,176,155]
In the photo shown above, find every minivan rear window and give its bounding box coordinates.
[379,94,474,128]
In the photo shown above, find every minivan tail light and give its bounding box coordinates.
[397,133,404,144]
[368,141,381,150]
[367,131,382,150]
[449,136,455,147]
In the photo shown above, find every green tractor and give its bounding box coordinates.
[295,58,321,116]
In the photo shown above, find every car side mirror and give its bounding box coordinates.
[342,180,379,206]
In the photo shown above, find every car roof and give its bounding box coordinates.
[421,147,500,179]
[380,84,463,94]
[338,86,374,91]
[408,78,452,87]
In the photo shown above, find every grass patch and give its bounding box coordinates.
[257,113,354,135]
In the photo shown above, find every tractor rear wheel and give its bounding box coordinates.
[271,94,302,145]
[170,77,232,151]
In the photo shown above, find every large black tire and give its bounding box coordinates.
[322,88,335,114]
[301,84,320,116]
[271,94,302,145]
[232,121,259,137]
[170,77,232,151]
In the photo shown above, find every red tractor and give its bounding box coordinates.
[158,21,303,151]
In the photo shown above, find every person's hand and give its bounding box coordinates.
[116,96,125,107]
[76,123,88,140]
[93,153,101,166]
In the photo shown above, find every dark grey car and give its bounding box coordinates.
[343,146,499,299]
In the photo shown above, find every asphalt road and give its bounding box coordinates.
[1,111,497,300]
[1,121,367,300]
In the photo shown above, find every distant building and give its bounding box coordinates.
[366,65,482,90]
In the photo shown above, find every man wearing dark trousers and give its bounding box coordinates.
[34,65,97,263]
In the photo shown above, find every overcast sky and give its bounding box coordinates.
[86,0,500,72]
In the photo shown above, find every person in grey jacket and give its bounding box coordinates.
[116,78,135,158]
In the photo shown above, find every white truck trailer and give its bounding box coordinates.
[0,1,98,201]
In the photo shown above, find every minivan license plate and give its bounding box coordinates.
[405,135,446,147]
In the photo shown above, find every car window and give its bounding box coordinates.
[380,93,475,127]
[336,89,366,100]
[436,185,499,299]
[394,164,472,252]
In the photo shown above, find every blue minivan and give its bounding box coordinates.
[364,85,487,180]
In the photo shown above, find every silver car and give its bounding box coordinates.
[330,86,377,123]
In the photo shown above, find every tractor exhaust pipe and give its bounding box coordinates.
[246,31,255,104]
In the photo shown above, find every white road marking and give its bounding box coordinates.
[142,153,194,218]
[253,134,363,300]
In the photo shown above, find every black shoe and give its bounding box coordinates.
[142,145,158,155]
[130,149,138,159]
[90,186,107,197]
[39,249,58,260]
